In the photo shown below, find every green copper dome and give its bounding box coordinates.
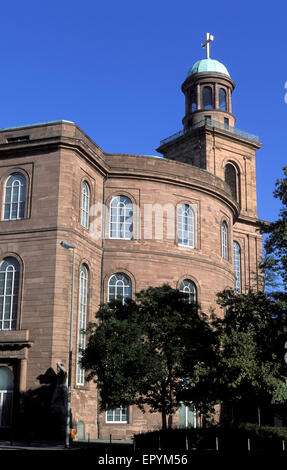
[187,58,230,77]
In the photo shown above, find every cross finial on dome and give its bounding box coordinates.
[201,33,214,59]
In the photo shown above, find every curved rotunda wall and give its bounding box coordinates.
[103,153,238,313]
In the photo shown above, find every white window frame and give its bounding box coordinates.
[179,279,197,303]
[109,196,133,240]
[233,241,241,292]
[3,173,26,221]
[0,258,20,331]
[221,222,228,260]
[106,406,128,423]
[219,88,227,111]
[76,265,88,386]
[81,181,90,229]
[177,204,195,248]
[108,273,132,304]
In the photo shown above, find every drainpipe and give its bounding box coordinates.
[97,174,108,439]
[100,175,108,303]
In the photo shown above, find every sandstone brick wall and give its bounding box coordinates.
[0,119,262,440]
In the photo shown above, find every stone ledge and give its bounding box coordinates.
[0,330,32,349]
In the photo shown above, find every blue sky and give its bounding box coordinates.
[0,0,286,224]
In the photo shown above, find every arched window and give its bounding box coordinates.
[3,173,26,220]
[81,181,90,229]
[0,367,14,427]
[190,90,197,113]
[179,279,197,303]
[0,258,20,330]
[76,265,89,386]
[225,164,237,200]
[221,222,228,260]
[233,242,241,292]
[177,204,195,248]
[219,88,227,111]
[108,273,132,304]
[202,86,213,110]
[110,196,133,239]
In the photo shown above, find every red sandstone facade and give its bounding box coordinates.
[0,58,262,441]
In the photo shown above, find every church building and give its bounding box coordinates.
[0,35,262,441]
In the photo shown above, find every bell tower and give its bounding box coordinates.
[157,33,262,219]
[181,45,236,132]
[156,33,263,291]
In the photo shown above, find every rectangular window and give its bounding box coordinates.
[205,115,211,125]
[224,118,229,130]
[106,406,128,423]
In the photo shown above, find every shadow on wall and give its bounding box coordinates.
[1,366,69,441]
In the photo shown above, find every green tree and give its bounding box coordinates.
[81,284,216,429]
[213,288,287,424]
[259,166,287,292]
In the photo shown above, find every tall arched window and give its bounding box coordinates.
[81,181,90,229]
[225,164,237,200]
[3,173,26,220]
[233,241,241,292]
[179,279,197,303]
[202,86,213,110]
[177,204,195,248]
[0,367,14,427]
[0,257,20,330]
[108,273,132,304]
[76,265,89,386]
[219,88,227,111]
[110,196,133,239]
[221,222,228,260]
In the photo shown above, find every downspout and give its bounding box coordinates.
[100,175,108,303]
[97,174,108,439]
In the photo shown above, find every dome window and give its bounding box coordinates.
[202,86,213,110]
[190,90,197,112]
[219,88,227,111]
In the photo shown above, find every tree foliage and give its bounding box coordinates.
[213,288,287,417]
[81,284,216,429]
[259,166,287,292]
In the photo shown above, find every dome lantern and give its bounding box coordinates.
[182,33,236,131]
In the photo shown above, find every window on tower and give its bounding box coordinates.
[219,88,227,111]
[224,118,229,129]
[225,163,238,201]
[202,86,213,110]
[190,90,197,112]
